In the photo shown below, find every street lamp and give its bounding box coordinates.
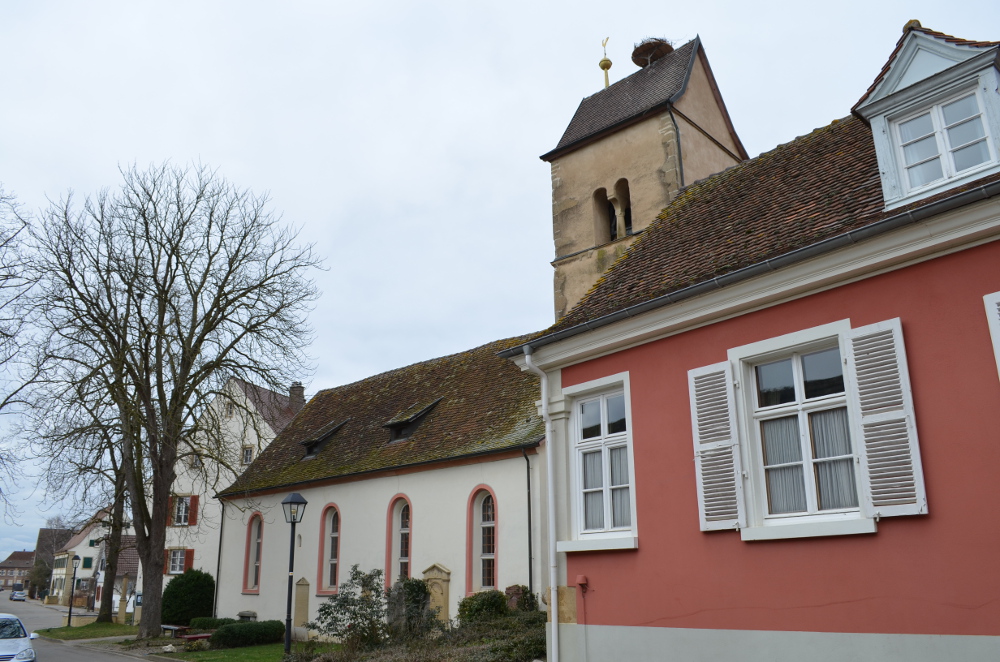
[67,555,81,627]
[281,493,307,655]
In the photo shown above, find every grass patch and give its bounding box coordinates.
[37,621,140,640]
[161,642,340,661]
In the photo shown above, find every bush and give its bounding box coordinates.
[457,590,509,625]
[183,638,210,652]
[189,616,237,630]
[161,569,215,626]
[387,577,440,642]
[210,620,284,649]
[309,565,387,651]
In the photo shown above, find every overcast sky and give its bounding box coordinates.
[0,1,995,560]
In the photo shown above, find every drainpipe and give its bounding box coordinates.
[214,500,226,618]
[522,447,533,594]
[523,345,559,662]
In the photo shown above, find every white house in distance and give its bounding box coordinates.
[214,336,545,628]
[49,512,135,607]
[163,378,302,589]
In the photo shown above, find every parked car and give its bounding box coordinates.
[0,613,38,661]
[8,592,26,602]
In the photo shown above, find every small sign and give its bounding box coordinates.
[135,593,143,606]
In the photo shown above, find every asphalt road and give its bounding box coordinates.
[1,598,138,661]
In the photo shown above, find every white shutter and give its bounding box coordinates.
[984,292,1000,382]
[845,318,927,518]
[688,361,745,531]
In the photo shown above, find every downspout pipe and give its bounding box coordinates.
[522,448,534,594]
[214,500,225,618]
[523,344,559,662]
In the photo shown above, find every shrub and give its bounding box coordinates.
[387,577,440,642]
[183,638,210,652]
[189,616,237,630]
[457,590,509,625]
[161,569,215,626]
[209,620,284,649]
[309,565,387,651]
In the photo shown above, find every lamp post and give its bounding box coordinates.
[67,555,81,627]
[281,493,307,655]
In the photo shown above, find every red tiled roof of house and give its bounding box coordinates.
[0,551,34,568]
[235,379,298,436]
[219,335,545,496]
[545,115,1000,335]
[853,21,999,114]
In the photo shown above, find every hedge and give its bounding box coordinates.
[189,617,237,630]
[209,620,285,648]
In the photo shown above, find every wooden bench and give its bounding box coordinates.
[179,633,212,641]
[161,625,189,638]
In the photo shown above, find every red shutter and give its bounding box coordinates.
[189,495,199,526]
[163,549,169,575]
[184,549,195,571]
[166,497,174,526]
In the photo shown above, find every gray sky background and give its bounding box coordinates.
[0,0,995,559]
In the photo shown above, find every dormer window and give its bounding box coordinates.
[384,398,441,443]
[301,419,349,459]
[894,90,993,192]
[852,23,1000,210]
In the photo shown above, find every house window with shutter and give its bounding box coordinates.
[174,496,191,526]
[688,318,928,541]
[168,549,186,574]
[984,291,1000,382]
[555,373,638,553]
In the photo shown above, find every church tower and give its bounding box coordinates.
[543,37,748,320]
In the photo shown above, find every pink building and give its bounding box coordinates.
[503,22,1000,660]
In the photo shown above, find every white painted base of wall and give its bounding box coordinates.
[552,623,1000,661]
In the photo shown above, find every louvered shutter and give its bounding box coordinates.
[166,497,174,526]
[188,495,199,527]
[984,292,1000,382]
[688,361,745,531]
[845,318,927,518]
[163,549,170,575]
[184,549,195,571]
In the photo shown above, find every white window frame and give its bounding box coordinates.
[326,508,339,590]
[475,491,496,591]
[168,549,185,575]
[242,446,254,465]
[557,372,638,553]
[174,496,191,526]
[890,86,996,197]
[984,291,1000,382]
[729,321,875,540]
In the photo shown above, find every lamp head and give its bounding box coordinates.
[72,555,81,569]
[281,493,308,524]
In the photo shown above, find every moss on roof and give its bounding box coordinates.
[219,335,544,496]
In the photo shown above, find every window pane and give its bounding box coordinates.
[582,451,603,489]
[606,394,626,434]
[584,491,604,529]
[942,94,979,125]
[580,400,601,438]
[809,407,851,458]
[756,359,795,406]
[953,140,990,172]
[482,558,495,589]
[609,446,629,487]
[400,531,409,558]
[482,524,495,555]
[400,504,410,529]
[481,495,495,523]
[802,348,844,398]
[899,112,934,143]
[907,158,943,188]
[761,416,802,465]
[947,117,985,148]
[611,486,631,527]
[329,561,337,586]
[902,135,939,165]
[765,465,807,514]
[815,458,859,510]
[331,512,339,534]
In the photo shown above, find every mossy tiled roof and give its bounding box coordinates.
[219,335,544,497]
[548,115,1000,334]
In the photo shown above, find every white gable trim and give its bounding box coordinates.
[864,32,986,107]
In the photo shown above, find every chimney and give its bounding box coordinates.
[289,382,305,413]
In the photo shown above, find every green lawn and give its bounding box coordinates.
[37,621,140,640]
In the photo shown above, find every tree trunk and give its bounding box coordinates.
[97,476,126,623]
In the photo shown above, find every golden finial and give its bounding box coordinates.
[599,37,612,89]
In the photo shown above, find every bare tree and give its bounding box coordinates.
[29,163,319,637]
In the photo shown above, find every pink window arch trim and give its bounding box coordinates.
[242,511,263,595]
[385,493,413,584]
[316,503,341,596]
[465,484,499,596]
